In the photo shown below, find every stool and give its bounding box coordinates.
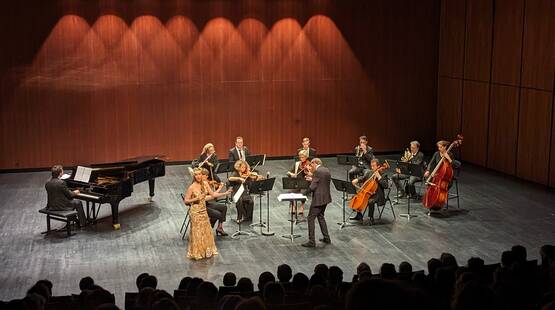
[39,208,79,237]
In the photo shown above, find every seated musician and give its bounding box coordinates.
[392,140,425,198]
[197,143,221,183]
[45,165,87,227]
[227,160,256,223]
[228,136,250,162]
[424,140,461,183]
[286,150,311,216]
[200,168,230,236]
[350,159,389,223]
[297,137,317,160]
[348,135,375,180]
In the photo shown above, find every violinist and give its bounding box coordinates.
[297,137,317,160]
[424,140,461,181]
[350,159,389,223]
[286,150,311,215]
[228,136,250,162]
[348,135,375,180]
[200,168,229,236]
[227,160,256,223]
[197,143,221,183]
[392,141,425,198]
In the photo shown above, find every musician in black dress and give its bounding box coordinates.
[297,137,317,160]
[228,136,250,162]
[197,143,221,183]
[45,165,86,227]
[424,140,461,183]
[348,135,375,180]
[286,150,310,215]
[392,141,425,198]
[227,160,255,223]
[350,159,389,223]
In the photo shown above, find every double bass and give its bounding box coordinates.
[422,135,463,210]
[349,161,390,212]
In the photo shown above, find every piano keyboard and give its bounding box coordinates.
[77,192,100,200]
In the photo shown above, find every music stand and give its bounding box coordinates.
[249,178,276,236]
[337,155,359,180]
[283,177,310,223]
[278,193,307,242]
[215,161,236,206]
[246,154,266,167]
[281,178,310,241]
[332,178,357,229]
[394,161,424,220]
[231,185,254,239]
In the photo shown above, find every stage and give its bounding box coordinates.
[0,156,554,305]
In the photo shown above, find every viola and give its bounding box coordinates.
[422,134,463,210]
[349,161,390,212]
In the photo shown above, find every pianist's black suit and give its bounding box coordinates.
[45,178,86,226]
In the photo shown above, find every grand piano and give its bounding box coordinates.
[65,156,165,229]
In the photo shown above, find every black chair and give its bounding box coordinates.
[39,208,80,237]
[377,180,396,220]
[445,167,461,210]
[179,193,191,240]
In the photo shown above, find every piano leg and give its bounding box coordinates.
[148,179,155,197]
[110,202,121,230]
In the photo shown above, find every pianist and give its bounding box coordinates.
[45,165,86,227]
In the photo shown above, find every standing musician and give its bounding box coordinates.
[350,159,389,223]
[286,150,311,216]
[424,140,461,181]
[200,168,230,236]
[349,135,375,180]
[197,143,221,183]
[297,137,317,160]
[302,158,332,248]
[227,160,261,223]
[228,136,250,162]
[392,140,425,198]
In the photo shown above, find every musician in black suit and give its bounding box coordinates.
[350,159,389,223]
[297,137,317,160]
[45,165,86,227]
[392,141,425,198]
[197,143,221,183]
[228,136,250,162]
[302,158,331,248]
[348,135,375,180]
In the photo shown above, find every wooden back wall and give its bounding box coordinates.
[0,0,440,169]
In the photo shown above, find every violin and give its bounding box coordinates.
[349,161,390,212]
[241,170,265,181]
[422,134,463,210]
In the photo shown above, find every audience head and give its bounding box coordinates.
[263,282,285,305]
[399,261,412,274]
[356,262,371,276]
[85,288,115,310]
[358,271,373,282]
[186,278,203,296]
[257,271,275,291]
[138,275,157,290]
[136,273,149,291]
[235,296,267,310]
[427,258,442,277]
[511,245,527,264]
[218,295,243,310]
[467,257,485,274]
[136,287,155,308]
[79,276,95,291]
[328,266,344,287]
[440,252,459,269]
[35,280,53,296]
[178,276,192,290]
[197,281,218,303]
[27,282,50,301]
[291,272,309,292]
[277,264,293,283]
[314,264,329,279]
[501,250,515,267]
[540,244,555,268]
[380,263,397,280]
[309,274,327,288]
[237,277,254,293]
[223,272,237,286]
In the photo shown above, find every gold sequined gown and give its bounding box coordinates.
[187,189,218,260]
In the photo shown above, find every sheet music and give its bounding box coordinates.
[277,193,307,202]
[233,184,245,203]
[60,173,71,180]
[74,166,92,182]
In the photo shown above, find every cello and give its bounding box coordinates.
[349,161,390,212]
[422,135,463,210]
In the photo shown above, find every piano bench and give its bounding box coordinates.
[39,208,79,237]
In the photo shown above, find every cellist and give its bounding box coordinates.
[350,159,389,223]
[423,140,461,180]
